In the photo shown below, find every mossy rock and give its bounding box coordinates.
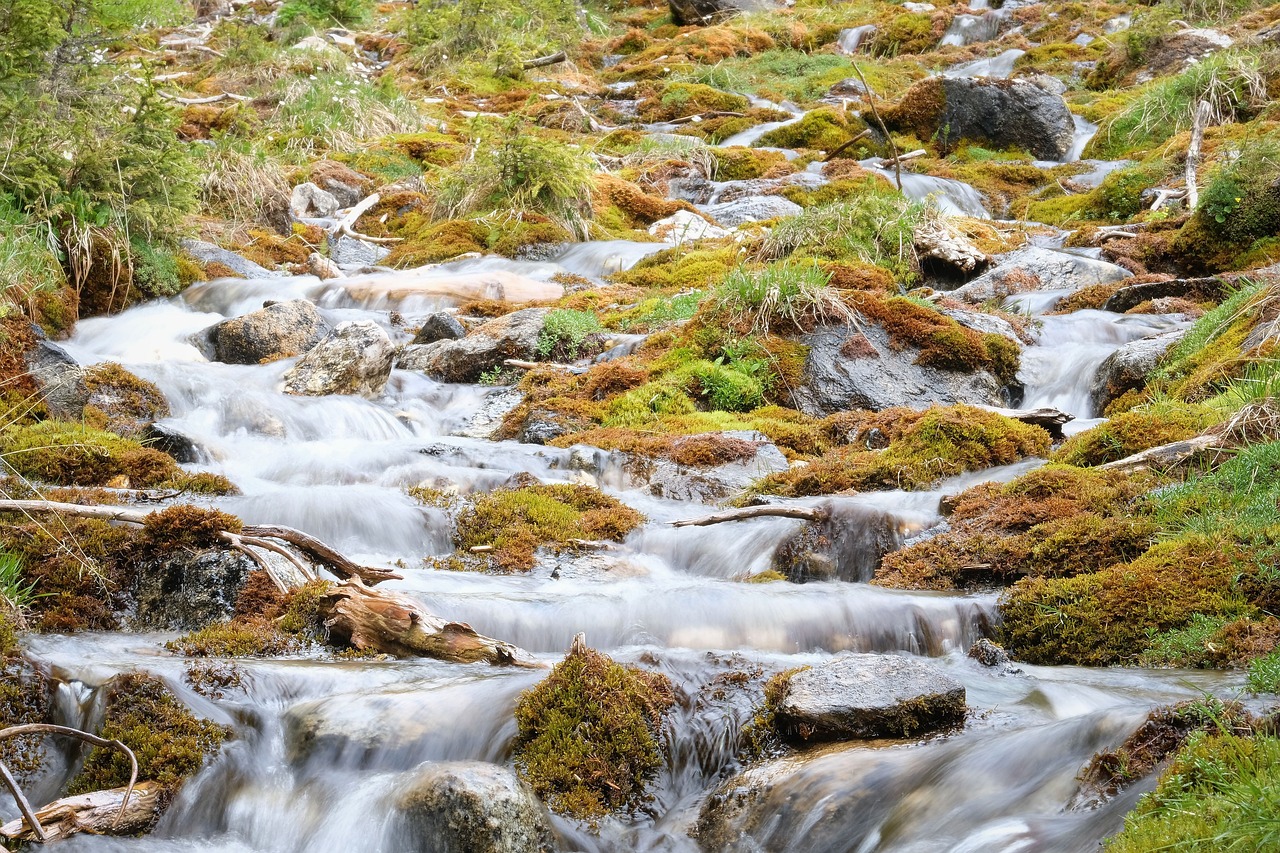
[455,483,645,571]
[513,644,675,820]
[998,536,1253,666]
[756,108,867,152]
[1053,403,1220,467]
[0,421,180,488]
[68,672,230,799]
[386,219,488,267]
[0,655,50,785]
[710,148,789,182]
[636,82,750,123]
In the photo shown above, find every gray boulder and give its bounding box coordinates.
[412,312,467,345]
[948,246,1131,304]
[704,196,803,227]
[886,77,1075,161]
[398,308,550,384]
[282,320,394,397]
[792,321,1008,416]
[772,654,966,743]
[390,762,555,853]
[453,388,526,440]
[625,431,791,502]
[1090,329,1185,414]
[131,547,254,631]
[668,0,777,25]
[1102,275,1229,313]
[210,299,330,365]
[290,182,340,219]
[181,238,283,279]
[328,233,391,268]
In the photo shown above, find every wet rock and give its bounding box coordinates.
[627,431,791,502]
[667,174,715,204]
[24,336,85,418]
[942,308,1021,343]
[648,210,731,244]
[520,409,572,445]
[131,548,254,631]
[328,233,391,268]
[282,320,394,397]
[412,312,467,345]
[308,252,343,280]
[180,238,283,279]
[704,196,803,227]
[453,388,527,440]
[142,423,202,463]
[667,0,777,26]
[772,504,912,583]
[793,321,1007,415]
[210,299,330,365]
[1101,275,1230,313]
[772,654,966,743]
[713,173,825,204]
[885,77,1075,161]
[968,638,1011,668]
[289,182,339,219]
[398,308,550,384]
[947,246,1131,303]
[391,762,555,853]
[1090,330,1186,413]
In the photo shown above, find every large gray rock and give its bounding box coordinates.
[412,312,467,345]
[181,238,283,279]
[624,431,791,502]
[704,196,803,227]
[772,654,966,743]
[792,321,1008,416]
[210,299,330,365]
[887,77,1075,161]
[131,547,254,631]
[398,308,550,384]
[668,0,777,25]
[24,340,170,438]
[1090,329,1185,413]
[390,762,555,853]
[290,182,340,219]
[328,233,391,268]
[948,246,1132,304]
[1102,275,1230,313]
[282,320,394,397]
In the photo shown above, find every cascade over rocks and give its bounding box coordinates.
[206,299,330,365]
[1090,330,1186,413]
[883,77,1076,161]
[771,654,967,743]
[398,308,551,383]
[947,246,1132,303]
[793,321,1009,415]
[282,320,395,397]
[391,762,555,853]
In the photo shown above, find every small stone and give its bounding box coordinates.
[290,182,340,219]
[411,312,467,345]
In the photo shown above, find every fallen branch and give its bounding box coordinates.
[669,110,745,125]
[0,783,161,843]
[852,62,901,191]
[0,500,400,586]
[522,51,567,69]
[0,723,140,842]
[320,579,543,667]
[160,91,250,105]
[671,505,827,528]
[1186,99,1212,210]
[503,358,586,373]
[1099,434,1225,474]
[824,128,873,162]
[569,98,616,134]
[334,194,403,245]
[975,404,1074,438]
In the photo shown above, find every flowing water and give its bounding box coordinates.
[6,87,1236,853]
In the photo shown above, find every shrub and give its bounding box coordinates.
[714,262,852,334]
[434,118,595,238]
[404,0,582,75]
[761,195,924,283]
[1196,134,1280,249]
[277,0,372,27]
[537,309,603,360]
[513,644,675,820]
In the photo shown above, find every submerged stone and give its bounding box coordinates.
[391,761,555,853]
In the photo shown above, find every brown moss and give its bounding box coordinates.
[0,314,39,399]
[140,505,243,554]
[513,645,675,821]
[581,359,651,400]
[880,76,946,142]
[1053,403,1220,467]
[668,434,759,467]
[167,579,334,658]
[386,218,488,267]
[0,657,50,783]
[80,362,170,437]
[67,672,230,801]
[0,421,180,488]
[594,174,694,227]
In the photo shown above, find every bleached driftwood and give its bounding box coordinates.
[671,505,826,528]
[334,194,403,245]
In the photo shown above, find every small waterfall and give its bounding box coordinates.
[836,25,877,55]
[861,159,992,218]
[939,9,1011,47]
[942,48,1026,79]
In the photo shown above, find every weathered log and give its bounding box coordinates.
[1099,434,1225,474]
[320,580,543,667]
[334,193,403,245]
[670,505,826,528]
[523,50,567,69]
[1186,99,1212,210]
[915,216,990,277]
[502,358,586,373]
[0,783,162,842]
[975,404,1074,439]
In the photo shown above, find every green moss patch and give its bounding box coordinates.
[0,421,180,488]
[513,644,675,820]
[1053,401,1221,466]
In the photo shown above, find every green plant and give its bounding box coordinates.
[760,193,924,282]
[0,551,41,614]
[537,309,603,360]
[1247,650,1280,693]
[404,0,582,76]
[715,262,851,333]
[277,0,372,28]
[269,72,422,154]
[434,118,595,238]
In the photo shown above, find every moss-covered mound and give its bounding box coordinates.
[167,575,333,657]
[513,644,675,820]
[1053,402,1221,467]
[876,464,1156,590]
[455,483,645,571]
[756,404,1049,497]
[69,672,230,800]
[0,421,180,487]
